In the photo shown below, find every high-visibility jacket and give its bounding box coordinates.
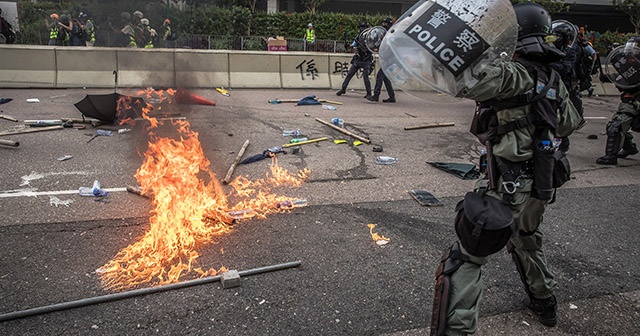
[84,19,95,43]
[304,28,315,43]
[49,26,58,40]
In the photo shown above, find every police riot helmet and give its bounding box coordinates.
[120,12,131,21]
[551,20,577,49]
[513,2,564,62]
[358,21,369,29]
[603,39,640,89]
[381,17,393,26]
[514,2,552,39]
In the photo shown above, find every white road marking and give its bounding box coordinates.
[0,188,128,198]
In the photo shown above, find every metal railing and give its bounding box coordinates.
[15,29,351,53]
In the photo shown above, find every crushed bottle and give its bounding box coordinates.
[79,180,108,197]
[275,198,308,209]
[226,209,256,220]
[282,130,302,136]
[289,137,309,144]
[375,156,399,165]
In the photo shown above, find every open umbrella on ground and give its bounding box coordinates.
[74,93,146,123]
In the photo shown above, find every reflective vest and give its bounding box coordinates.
[144,26,154,48]
[85,20,95,42]
[305,28,315,43]
[49,26,58,40]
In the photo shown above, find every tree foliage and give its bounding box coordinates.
[301,0,326,14]
[612,0,640,33]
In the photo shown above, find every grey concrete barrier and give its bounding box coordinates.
[115,48,175,88]
[228,51,281,88]
[0,45,56,87]
[175,50,229,88]
[56,47,117,88]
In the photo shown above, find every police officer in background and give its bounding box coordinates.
[428,3,580,335]
[550,20,583,153]
[366,17,396,103]
[596,38,640,165]
[336,21,373,98]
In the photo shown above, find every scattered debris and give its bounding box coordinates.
[367,223,390,246]
[26,98,40,103]
[0,114,18,122]
[49,196,74,207]
[315,118,371,144]
[409,190,443,206]
[375,156,399,165]
[404,122,455,130]
[75,93,145,122]
[216,87,230,96]
[24,119,64,127]
[333,139,347,144]
[57,155,73,161]
[175,88,216,106]
[0,139,19,147]
[0,98,13,105]
[126,185,150,198]
[428,162,480,180]
[223,140,250,184]
[0,125,63,136]
[587,134,598,139]
[372,145,383,152]
[282,137,327,148]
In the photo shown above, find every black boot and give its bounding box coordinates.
[383,97,396,103]
[596,133,621,165]
[366,94,379,102]
[529,295,558,327]
[336,89,345,96]
[618,143,638,158]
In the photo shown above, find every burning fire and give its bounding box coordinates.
[367,223,390,246]
[98,88,310,291]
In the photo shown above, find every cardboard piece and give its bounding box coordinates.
[268,36,287,51]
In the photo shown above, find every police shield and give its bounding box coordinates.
[603,44,640,89]
[378,0,518,97]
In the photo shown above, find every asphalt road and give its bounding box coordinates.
[0,87,638,335]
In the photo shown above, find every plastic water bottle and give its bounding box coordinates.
[268,146,284,153]
[331,118,344,127]
[479,148,487,173]
[322,104,337,110]
[289,137,309,144]
[375,156,399,165]
[227,209,255,220]
[118,128,132,134]
[282,130,302,136]
[276,198,308,209]
[97,130,113,136]
[79,180,108,197]
[553,138,562,150]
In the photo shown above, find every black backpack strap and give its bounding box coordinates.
[487,70,558,136]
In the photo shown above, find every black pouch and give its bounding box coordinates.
[470,103,499,144]
[454,192,515,257]
[552,150,571,188]
[532,141,555,201]
[631,115,640,132]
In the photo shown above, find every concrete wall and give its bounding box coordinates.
[0,45,376,91]
[0,45,616,96]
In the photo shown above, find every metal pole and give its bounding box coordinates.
[0,260,301,322]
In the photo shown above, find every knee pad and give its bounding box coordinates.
[430,241,469,336]
[607,119,624,136]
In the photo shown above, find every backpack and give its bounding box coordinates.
[575,44,594,91]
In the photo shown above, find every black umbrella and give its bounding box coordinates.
[74,93,146,122]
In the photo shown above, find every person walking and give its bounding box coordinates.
[596,38,640,165]
[336,21,373,98]
[366,17,395,103]
[424,3,581,335]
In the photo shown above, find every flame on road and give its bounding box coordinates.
[97,89,309,291]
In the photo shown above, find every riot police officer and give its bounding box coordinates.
[596,38,640,165]
[366,17,396,103]
[336,21,373,98]
[425,3,581,335]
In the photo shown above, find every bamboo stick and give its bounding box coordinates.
[223,140,250,184]
[315,118,371,144]
[404,122,455,130]
[282,137,328,148]
[0,125,64,136]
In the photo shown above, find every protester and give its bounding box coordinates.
[56,14,73,46]
[132,10,145,48]
[596,38,640,165]
[140,18,157,48]
[366,17,395,103]
[109,12,137,48]
[45,13,61,45]
[425,3,581,335]
[162,19,175,48]
[78,12,95,47]
[336,21,373,99]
